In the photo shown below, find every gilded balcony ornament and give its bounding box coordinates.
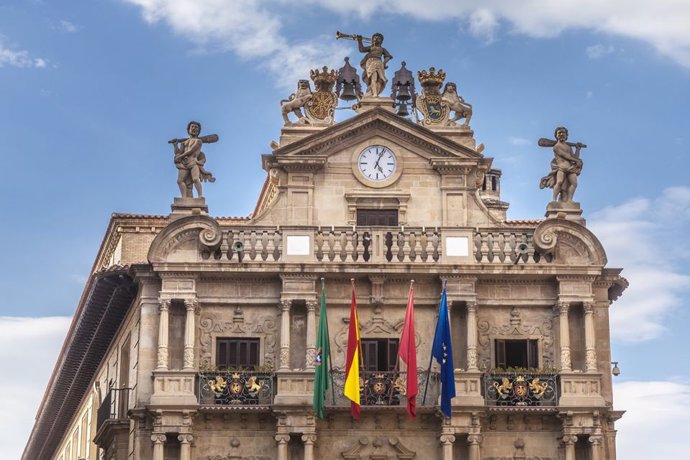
[493,377,513,397]
[529,378,549,398]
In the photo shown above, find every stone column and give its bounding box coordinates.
[279,300,291,369]
[183,299,198,369]
[178,434,193,460]
[557,301,571,371]
[589,435,603,460]
[466,301,478,371]
[305,300,318,369]
[151,434,166,460]
[440,434,455,460]
[156,299,170,370]
[302,433,317,460]
[562,435,577,460]
[467,434,482,460]
[275,434,290,460]
[584,302,598,372]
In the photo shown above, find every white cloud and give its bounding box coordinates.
[0,316,71,460]
[508,136,530,146]
[0,37,48,69]
[59,20,80,33]
[586,43,615,59]
[589,187,690,342]
[614,380,690,458]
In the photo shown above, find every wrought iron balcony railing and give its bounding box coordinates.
[96,387,130,433]
[327,370,440,407]
[198,371,275,406]
[483,372,558,407]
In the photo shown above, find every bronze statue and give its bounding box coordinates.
[168,121,217,198]
[337,31,392,97]
[539,127,585,203]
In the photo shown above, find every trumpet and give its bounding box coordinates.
[336,31,371,43]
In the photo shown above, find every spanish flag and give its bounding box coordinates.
[343,280,361,419]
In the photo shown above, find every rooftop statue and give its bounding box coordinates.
[168,121,217,198]
[336,31,392,98]
[539,127,586,203]
[280,80,313,126]
[441,82,472,127]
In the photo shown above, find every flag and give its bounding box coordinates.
[431,287,456,417]
[343,283,362,419]
[312,281,331,418]
[398,282,418,420]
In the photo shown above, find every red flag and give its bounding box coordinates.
[344,282,362,419]
[398,281,418,420]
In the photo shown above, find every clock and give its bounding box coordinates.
[358,145,397,181]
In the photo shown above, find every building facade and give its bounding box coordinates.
[23,60,627,460]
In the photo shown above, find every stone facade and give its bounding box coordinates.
[24,100,627,460]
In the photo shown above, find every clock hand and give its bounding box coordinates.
[377,165,384,173]
[373,151,385,169]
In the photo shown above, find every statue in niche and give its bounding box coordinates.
[538,127,586,203]
[441,82,473,127]
[168,121,217,198]
[280,80,313,125]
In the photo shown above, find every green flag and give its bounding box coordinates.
[312,280,332,418]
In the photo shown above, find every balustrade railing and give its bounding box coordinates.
[327,370,440,407]
[198,371,275,406]
[96,388,130,432]
[473,230,547,264]
[483,372,558,407]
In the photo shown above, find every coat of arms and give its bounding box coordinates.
[415,67,449,125]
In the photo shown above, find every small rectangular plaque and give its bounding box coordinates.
[286,235,310,256]
[446,236,469,257]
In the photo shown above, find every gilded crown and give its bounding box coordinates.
[311,66,337,91]
[231,372,241,379]
[417,67,446,88]
[515,375,526,382]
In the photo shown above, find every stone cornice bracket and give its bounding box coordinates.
[369,275,386,310]
[274,156,328,172]
[148,214,222,264]
[533,218,608,265]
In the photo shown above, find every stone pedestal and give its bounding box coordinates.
[278,125,329,148]
[170,197,208,219]
[545,201,585,225]
[353,96,396,114]
[424,125,477,149]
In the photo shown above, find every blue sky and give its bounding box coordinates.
[2,0,690,458]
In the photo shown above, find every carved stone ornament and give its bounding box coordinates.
[415,67,449,125]
[281,80,313,126]
[477,308,554,370]
[148,215,222,264]
[304,67,338,125]
[441,82,472,127]
[342,437,416,459]
[199,313,278,369]
[533,219,607,266]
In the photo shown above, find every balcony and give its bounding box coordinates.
[93,388,130,457]
[327,370,440,408]
[483,372,559,408]
[198,371,275,408]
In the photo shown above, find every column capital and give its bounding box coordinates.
[158,298,171,310]
[557,301,570,314]
[301,433,317,444]
[275,434,291,444]
[583,302,595,314]
[306,299,318,312]
[280,299,292,312]
[466,300,477,312]
[467,434,483,445]
[562,435,578,445]
[440,434,456,445]
[151,434,167,444]
[184,298,199,311]
[588,435,603,446]
[178,434,194,444]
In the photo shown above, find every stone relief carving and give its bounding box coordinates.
[199,311,278,369]
[341,437,415,459]
[477,307,554,370]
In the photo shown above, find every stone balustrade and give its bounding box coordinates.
[473,229,546,264]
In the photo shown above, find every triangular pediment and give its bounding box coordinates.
[271,107,485,162]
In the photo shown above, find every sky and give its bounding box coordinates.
[1,0,689,458]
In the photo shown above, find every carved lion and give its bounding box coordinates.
[441,82,472,127]
[280,80,313,126]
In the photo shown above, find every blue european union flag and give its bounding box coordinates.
[431,287,456,417]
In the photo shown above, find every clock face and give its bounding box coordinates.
[358,145,397,181]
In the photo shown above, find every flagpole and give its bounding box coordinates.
[391,279,413,406]
[322,277,337,405]
[423,277,447,405]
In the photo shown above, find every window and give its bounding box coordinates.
[216,338,260,369]
[361,338,399,371]
[356,209,398,226]
[495,339,538,368]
